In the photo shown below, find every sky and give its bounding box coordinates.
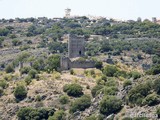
[0,0,160,20]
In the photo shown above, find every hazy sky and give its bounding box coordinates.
[0,0,160,20]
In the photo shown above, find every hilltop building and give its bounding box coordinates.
[60,34,95,70]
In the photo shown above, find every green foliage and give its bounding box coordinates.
[85,115,97,120]
[12,39,22,46]
[128,71,141,80]
[59,95,69,104]
[25,76,32,85]
[128,81,153,105]
[101,86,118,96]
[70,69,74,75]
[157,107,160,118]
[5,64,14,73]
[154,79,160,94]
[142,93,160,106]
[48,110,65,120]
[46,54,60,72]
[123,80,132,88]
[14,85,27,100]
[0,87,3,96]
[63,83,83,97]
[103,65,118,77]
[91,85,103,97]
[17,107,55,120]
[70,95,91,113]
[100,95,122,115]
[0,80,8,89]
[146,64,160,75]
[95,61,103,69]
[20,67,31,74]
[28,69,37,79]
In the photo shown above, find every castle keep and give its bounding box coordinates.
[60,34,95,70]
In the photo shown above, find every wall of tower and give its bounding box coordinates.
[68,34,85,58]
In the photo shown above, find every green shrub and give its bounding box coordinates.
[103,65,118,77]
[28,69,37,78]
[70,95,91,113]
[154,79,160,94]
[24,76,32,85]
[0,87,3,96]
[128,81,153,105]
[101,86,118,96]
[14,85,27,100]
[91,85,103,97]
[5,64,14,73]
[63,83,83,97]
[20,67,31,74]
[85,115,97,120]
[17,107,55,120]
[95,61,103,69]
[70,69,74,75]
[157,107,160,118]
[100,96,122,115]
[128,71,141,80]
[48,110,65,120]
[0,80,8,89]
[59,95,69,104]
[123,80,132,88]
[142,93,160,106]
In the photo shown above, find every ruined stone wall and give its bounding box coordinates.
[69,60,95,69]
[60,57,70,70]
[68,34,85,58]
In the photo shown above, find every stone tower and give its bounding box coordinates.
[68,34,85,58]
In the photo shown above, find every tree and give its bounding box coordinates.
[48,110,65,120]
[46,55,60,72]
[100,96,122,115]
[70,95,91,113]
[103,65,118,77]
[5,64,14,73]
[14,85,27,100]
[63,83,83,97]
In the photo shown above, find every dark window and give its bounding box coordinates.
[79,51,81,55]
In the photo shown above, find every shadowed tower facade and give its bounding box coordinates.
[68,34,85,58]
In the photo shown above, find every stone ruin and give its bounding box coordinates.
[60,34,95,70]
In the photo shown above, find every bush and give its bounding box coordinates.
[157,107,160,118]
[63,83,83,97]
[25,76,32,85]
[85,115,97,120]
[101,86,118,96]
[142,93,160,106]
[95,61,103,69]
[128,81,153,105]
[5,64,14,73]
[70,95,91,113]
[28,69,37,79]
[123,80,132,88]
[70,69,74,75]
[20,67,31,74]
[103,65,118,77]
[91,85,103,97]
[59,95,69,104]
[14,85,27,100]
[48,110,65,120]
[17,107,55,120]
[128,71,141,80]
[0,87,3,96]
[154,79,160,94]
[100,96,122,115]
[0,80,8,89]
